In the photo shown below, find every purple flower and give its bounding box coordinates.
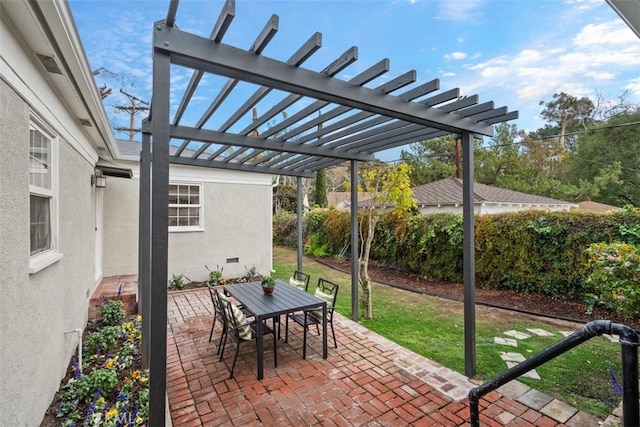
[71,356,82,378]
[85,389,102,420]
[117,391,128,402]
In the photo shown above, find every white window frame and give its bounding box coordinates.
[168,182,204,232]
[29,115,62,273]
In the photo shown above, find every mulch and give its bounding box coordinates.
[317,257,640,331]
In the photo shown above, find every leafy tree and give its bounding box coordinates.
[475,123,523,185]
[273,183,297,214]
[539,92,595,149]
[358,163,416,319]
[564,110,640,206]
[314,169,328,207]
[399,135,457,186]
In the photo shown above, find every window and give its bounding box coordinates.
[168,184,202,231]
[29,119,61,272]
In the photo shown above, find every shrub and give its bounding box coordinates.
[168,273,185,291]
[100,299,126,326]
[585,242,640,316]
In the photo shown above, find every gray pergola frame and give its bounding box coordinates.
[139,0,518,423]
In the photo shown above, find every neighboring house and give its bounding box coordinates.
[327,191,372,210]
[575,201,622,213]
[411,178,577,215]
[105,140,273,282]
[0,1,272,425]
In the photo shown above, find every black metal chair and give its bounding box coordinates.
[289,270,310,291]
[218,294,277,379]
[285,278,339,359]
[207,284,228,355]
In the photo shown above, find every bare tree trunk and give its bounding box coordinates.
[359,212,376,319]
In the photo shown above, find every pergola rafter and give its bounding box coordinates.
[141,0,519,423]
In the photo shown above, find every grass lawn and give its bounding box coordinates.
[272,246,623,419]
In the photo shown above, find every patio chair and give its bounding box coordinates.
[285,278,339,359]
[218,293,277,379]
[289,270,310,291]
[207,284,228,355]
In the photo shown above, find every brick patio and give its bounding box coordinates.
[166,288,589,426]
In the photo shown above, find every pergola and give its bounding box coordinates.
[140,0,518,423]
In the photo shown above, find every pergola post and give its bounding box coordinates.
[296,177,303,273]
[350,160,359,321]
[462,131,476,377]
[149,27,171,425]
[138,119,151,371]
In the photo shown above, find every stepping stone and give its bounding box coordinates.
[506,361,541,379]
[602,334,620,343]
[517,388,553,410]
[504,330,531,340]
[526,328,554,337]
[540,399,578,423]
[499,352,526,363]
[493,337,518,347]
[559,330,574,338]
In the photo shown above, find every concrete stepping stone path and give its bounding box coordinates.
[493,337,518,347]
[526,328,555,337]
[499,351,541,379]
[503,330,531,339]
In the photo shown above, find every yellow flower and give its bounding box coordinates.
[135,416,143,424]
[131,370,140,379]
[136,315,142,322]
[139,376,149,383]
[96,397,106,407]
[106,407,118,419]
[105,358,116,369]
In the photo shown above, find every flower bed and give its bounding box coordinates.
[43,301,149,426]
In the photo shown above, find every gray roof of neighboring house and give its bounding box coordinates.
[412,177,574,206]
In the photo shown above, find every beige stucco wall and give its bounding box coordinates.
[0,79,99,425]
[103,162,273,282]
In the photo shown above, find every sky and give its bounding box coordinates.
[68,0,640,162]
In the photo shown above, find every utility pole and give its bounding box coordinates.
[455,135,462,178]
[114,89,150,140]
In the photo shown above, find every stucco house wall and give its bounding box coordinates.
[0,42,100,427]
[0,2,112,424]
[103,160,274,282]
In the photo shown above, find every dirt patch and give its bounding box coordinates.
[318,257,640,330]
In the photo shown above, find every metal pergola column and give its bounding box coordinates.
[297,177,303,273]
[350,160,359,321]
[148,33,171,425]
[138,119,151,371]
[462,131,476,377]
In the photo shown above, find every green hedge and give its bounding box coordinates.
[273,207,640,301]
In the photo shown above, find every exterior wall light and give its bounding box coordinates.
[91,172,107,188]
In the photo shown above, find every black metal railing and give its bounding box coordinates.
[469,320,639,427]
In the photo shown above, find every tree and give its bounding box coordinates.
[358,163,416,319]
[564,110,639,206]
[314,169,328,207]
[399,135,457,186]
[475,123,523,185]
[539,92,595,150]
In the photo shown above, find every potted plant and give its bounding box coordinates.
[261,275,276,295]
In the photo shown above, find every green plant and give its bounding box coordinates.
[261,275,276,288]
[54,315,148,426]
[585,242,640,316]
[100,299,126,326]
[168,273,185,290]
[83,325,122,355]
[242,265,259,282]
[206,264,223,285]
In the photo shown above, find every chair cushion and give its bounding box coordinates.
[230,303,253,340]
[309,288,333,321]
[289,277,306,289]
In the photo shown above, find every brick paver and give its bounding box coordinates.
[166,288,588,426]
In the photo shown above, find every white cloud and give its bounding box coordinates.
[457,37,464,43]
[573,21,638,46]
[444,51,468,61]
[437,0,483,22]
[565,0,602,11]
[626,78,640,97]
[584,71,615,80]
[441,71,456,77]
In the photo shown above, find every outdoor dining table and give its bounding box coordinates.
[224,279,328,380]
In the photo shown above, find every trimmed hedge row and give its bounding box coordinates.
[273,207,640,301]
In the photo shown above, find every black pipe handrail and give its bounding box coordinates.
[469,320,639,426]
